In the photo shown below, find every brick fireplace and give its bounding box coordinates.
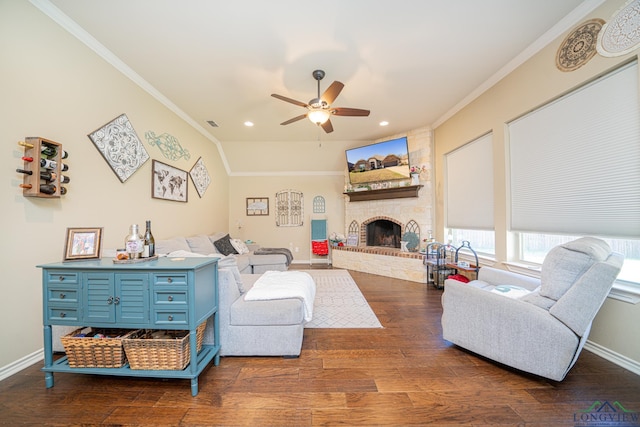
[332,127,433,283]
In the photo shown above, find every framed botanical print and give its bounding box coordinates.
[246,197,269,216]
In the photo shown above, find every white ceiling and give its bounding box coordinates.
[45,0,597,145]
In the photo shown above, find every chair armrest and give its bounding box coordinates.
[477,266,541,291]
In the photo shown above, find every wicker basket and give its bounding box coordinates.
[123,322,206,370]
[61,328,138,368]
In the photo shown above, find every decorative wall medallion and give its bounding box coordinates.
[145,131,191,161]
[597,0,640,57]
[88,114,149,182]
[556,19,605,72]
[189,157,210,198]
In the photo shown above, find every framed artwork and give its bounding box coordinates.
[346,234,359,246]
[88,114,149,182]
[152,160,188,202]
[64,227,103,261]
[246,197,269,216]
[189,157,211,198]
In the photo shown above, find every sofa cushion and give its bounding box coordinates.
[539,238,609,301]
[155,236,190,255]
[213,234,238,256]
[186,234,217,255]
[230,238,250,254]
[230,297,304,326]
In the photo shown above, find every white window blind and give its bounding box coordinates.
[445,132,494,230]
[509,61,640,237]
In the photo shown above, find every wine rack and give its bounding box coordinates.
[18,137,66,198]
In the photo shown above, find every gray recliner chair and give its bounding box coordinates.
[441,237,623,381]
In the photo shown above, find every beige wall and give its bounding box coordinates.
[0,1,229,367]
[228,174,346,262]
[433,0,640,365]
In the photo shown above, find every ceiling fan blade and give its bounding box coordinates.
[280,114,307,126]
[271,93,309,108]
[332,107,370,117]
[321,81,344,105]
[321,119,334,133]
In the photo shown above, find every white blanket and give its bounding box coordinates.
[244,271,316,322]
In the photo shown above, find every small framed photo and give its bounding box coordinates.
[246,197,269,216]
[346,234,359,246]
[64,227,103,261]
[152,160,188,202]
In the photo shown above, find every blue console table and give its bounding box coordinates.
[38,257,220,396]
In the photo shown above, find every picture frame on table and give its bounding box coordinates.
[63,227,103,261]
[152,160,188,202]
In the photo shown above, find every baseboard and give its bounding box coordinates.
[0,349,44,381]
[585,340,640,376]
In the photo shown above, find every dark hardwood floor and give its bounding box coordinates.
[1,268,639,426]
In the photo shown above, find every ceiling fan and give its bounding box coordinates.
[271,69,370,133]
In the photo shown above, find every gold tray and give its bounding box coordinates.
[113,255,158,264]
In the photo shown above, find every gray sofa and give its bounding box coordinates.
[201,267,306,357]
[155,233,290,274]
[441,237,623,381]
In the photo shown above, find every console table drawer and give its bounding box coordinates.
[47,287,79,304]
[47,271,79,284]
[47,307,79,322]
[153,272,188,286]
[153,310,188,325]
[153,290,188,305]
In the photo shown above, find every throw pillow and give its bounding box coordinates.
[213,234,238,256]
[186,234,217,255]
[230,238,250,254]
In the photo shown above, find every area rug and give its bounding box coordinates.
[301,269,383,329]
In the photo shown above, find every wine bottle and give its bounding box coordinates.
[60,163,69,172]
[16,168,33,175]
[40,158,57,169]
[60,175,70,184]
[60,187,67,195]
[40,171,57,182]
[143,220,155,258]
[60,150,69,159]
[22,156,33,162]
[18,141,34,149]
[41,145,57,157]
[39,184,56,195]
[125,224,144,259]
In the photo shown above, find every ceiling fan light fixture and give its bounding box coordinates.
[308,108,331,125]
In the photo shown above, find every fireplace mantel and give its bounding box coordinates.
[344,185,423,202]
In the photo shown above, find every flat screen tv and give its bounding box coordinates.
[346,137,411,185]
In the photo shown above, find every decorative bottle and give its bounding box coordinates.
[125,224,144,259]
[143,220,155,258]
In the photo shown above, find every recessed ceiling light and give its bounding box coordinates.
[379,121,389,126]
[244,121,254,127]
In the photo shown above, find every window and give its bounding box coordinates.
[447,228,495,257]
[508,61,640,287]
[520,233,639,285]
[445,132,495,256]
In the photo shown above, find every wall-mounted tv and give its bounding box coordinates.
[346,136,411,185]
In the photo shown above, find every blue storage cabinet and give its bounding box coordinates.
[38,257,220,396]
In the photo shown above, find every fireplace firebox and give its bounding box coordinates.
[366,219,401,248]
